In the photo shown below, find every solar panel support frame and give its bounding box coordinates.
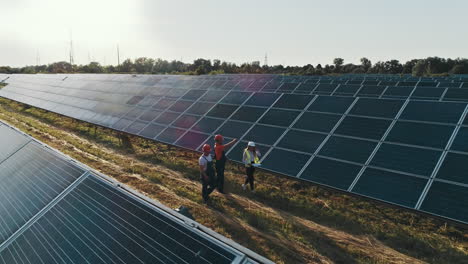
[347,94,413,192]
[296,97,360,178]
[0,170,91,253]
[0,120,273,264]
[414,104,468,209]
[257,95,318,165]
[92,168,273,264]
[224,93,285,157]
[0,136,31,165]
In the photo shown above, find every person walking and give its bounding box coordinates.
[214,134,237,194]
[199,144,216,203]
[242,141,261,192]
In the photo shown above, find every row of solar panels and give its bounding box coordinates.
[0,74,468,90]
[0,121,270,263]
[0,74,467,225]
[2,73,468,88]
[6,77,468,104]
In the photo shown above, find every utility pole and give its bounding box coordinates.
[117,44,120,67]
[69,31,74,65]
[36,50,40,66]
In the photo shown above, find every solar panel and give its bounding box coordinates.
[2,74,468,225]
[0,121,270,264]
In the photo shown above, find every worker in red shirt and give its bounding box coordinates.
[214,134,237,194]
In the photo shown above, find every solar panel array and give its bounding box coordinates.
[0,120,269,264]
[1,74,468,225]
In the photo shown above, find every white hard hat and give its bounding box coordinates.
[248,141,256,147]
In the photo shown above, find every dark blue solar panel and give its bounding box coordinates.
[4,75,468,225]
[277,130,326,153]
[436,152,468,185]
[176,131,209,150]
[192,117,224,134]
[357,86,385,97]
[443,89,468,102]
[273,94,314,110]
[334,84,361,95]
[186,102,215,115]
[182,89,206,100]
[156,127,186,144]
[199,90,226,102]
[411,88,445,99]
[400,101,466,124]
[206,104,239,119]
[139,123,166,139]
[0,176,238,264]
[335,116,391,140]
[172,114,200,129]
[0,142,84,243]
[370,143,441,176]
[386,121,454,149]
[293,112,341,133]
[154,112,180,125]
[125,120,148,134]
[420,182,468,223]
[139,109,163,122]
[259,109,300,127]
[353,168,427,208]
[244,125,285,145]
[308,96,354,113]
[221,91,251,105]
[169,100,194,113]
[231,106,266,123]
[313,83,338,94]
[319,136,377,164]
[382,86,412,98]
[0,125,30,162]
[349,98,403,118]
[215,121,252,139]
[262,149,311,176]
[245,92,280,107]
[301,157,361,190]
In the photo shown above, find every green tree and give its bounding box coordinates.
[47,61,73,73]
[360,57,372,72]
[333,58,344,73]
[83,62,104,73]
[134,57,155,73]
[402,59,418,74]
[120,59,135,72]
[384,60,403,74]
[412,60,428,76]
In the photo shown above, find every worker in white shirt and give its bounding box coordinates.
[242,141,261,191]
[199,144,216,203]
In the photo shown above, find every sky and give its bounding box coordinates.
[0,0,467,67]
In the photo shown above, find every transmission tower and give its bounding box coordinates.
[117,44,121,67]
[36,50,40,66]
[264,53,268,66]
[69,32,74,65]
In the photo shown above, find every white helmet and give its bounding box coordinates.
[248,141,256,147]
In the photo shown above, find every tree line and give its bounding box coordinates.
[1,57,468,76]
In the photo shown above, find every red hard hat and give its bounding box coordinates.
[202,144,211,152]
[215,134,223,141]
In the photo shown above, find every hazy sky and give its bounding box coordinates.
[1,0,467,67]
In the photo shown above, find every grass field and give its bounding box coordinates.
[0,97,467,263]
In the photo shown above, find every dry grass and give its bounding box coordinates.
[0,98,467,264]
